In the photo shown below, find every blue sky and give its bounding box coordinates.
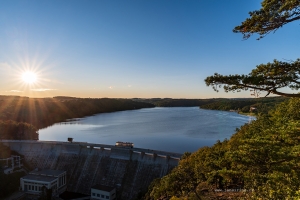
[1,0,299,98]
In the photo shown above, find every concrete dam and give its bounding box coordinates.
[1,140,181,199]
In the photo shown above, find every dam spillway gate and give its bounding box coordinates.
[1,140,181,199]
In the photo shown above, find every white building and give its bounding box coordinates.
[20,169,66,194]
[91,184,116,200]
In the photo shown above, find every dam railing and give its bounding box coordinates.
[0,140,182,159]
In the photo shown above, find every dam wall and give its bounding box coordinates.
[1,140,181,199]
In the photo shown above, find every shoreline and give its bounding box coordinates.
[237,112,256,117]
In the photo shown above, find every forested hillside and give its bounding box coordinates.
[133,98,217,107]
[0,96,154,129]
[0,120,38,140]
[145,97,300,199]
[200,97,287,114]
[133,97,287,113]
[0,96,154,140]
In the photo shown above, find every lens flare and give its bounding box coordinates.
[22,72,37,84]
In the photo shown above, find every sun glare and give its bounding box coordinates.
[22,72,37,84]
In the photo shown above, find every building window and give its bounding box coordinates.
[97,194,100,197]
[106,196,109,199]
[92,193,95,196]
[29,185,31,190]
[101,195,104,198]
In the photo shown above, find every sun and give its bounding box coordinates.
[22,71,37,84]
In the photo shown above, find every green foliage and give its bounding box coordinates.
[207,0,300,98]
[145,98,300,199]
[205,59,300,97]
[135,98,287,116]
[148,1,300,199]
[233,0,300,40]
[0,120,38,140]
[133,98,212,107]
[0,96,154,130]
[228,98,300,199]
[200,97,286,114]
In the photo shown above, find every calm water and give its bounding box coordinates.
[39,107,254,153]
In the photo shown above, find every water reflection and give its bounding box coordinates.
[39,107,254,153]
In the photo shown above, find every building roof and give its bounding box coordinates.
[29,169,65,177]
[21,174,57,183]
[91,184,115,192]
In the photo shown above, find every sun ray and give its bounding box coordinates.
[4,49,61,98]
[35,99,50,127]
[22,71,37,84]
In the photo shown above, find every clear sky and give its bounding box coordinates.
[1,0,299,98]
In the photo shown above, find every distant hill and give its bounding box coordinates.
[0,96,154,140]
[133,97,288,114]
[0,95,29,100]
[132,98,219,107]
[200,97,288,114]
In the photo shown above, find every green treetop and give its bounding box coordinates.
[206,0,300,98]
[233,0,300,40]
[205,59,300,97]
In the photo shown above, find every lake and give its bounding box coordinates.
[38,107,254,153]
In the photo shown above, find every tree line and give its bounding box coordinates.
[133,97,287,112]
[0,120,38,140]
[0,96,154,140]
[200,97,287,114]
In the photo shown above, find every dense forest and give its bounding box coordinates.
[0,120,38,140]
[134,97,287,115]
[0,96,154,128]
[0,96,154,140]
[200,97,288,114]
[132,98,217,107]
[144,97,300,199]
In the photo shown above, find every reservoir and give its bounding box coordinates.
[39,107,254,153]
